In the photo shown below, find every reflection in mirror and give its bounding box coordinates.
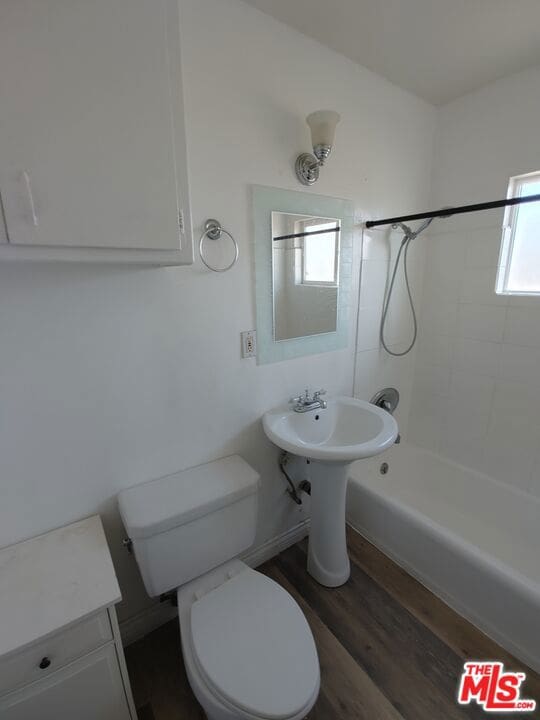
[272,212,341,341]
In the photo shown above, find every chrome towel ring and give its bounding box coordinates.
[199,219,239,272]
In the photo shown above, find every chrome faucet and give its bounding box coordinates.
[290,389,327,413]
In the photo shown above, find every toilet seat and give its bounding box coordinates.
[183,565,320,720]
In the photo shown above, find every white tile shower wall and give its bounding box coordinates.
[408,65,540,498]
[0,0,435,626]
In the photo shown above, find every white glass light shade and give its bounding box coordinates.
[306,110,341,148]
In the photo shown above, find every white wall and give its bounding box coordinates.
[408,65,540,498]
[0,0,435,627]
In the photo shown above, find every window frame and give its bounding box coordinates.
[496,171,540,296]
[295,218,340,287]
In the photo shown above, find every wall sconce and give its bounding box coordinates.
[295,110,341,186]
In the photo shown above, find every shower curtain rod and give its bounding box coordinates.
[364,193,540,229]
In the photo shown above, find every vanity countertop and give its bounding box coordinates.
[0,515,121,658]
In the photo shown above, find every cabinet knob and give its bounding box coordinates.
[39,656,51,670]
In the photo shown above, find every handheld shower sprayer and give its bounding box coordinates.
[380,216,436,357]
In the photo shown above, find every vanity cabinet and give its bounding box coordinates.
[0,516,137,720]
[1,645,131,720]
[0,0,192,265]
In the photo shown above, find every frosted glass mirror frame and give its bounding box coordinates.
[253,185,353,365]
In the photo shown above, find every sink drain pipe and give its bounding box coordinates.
[279,452,311,504]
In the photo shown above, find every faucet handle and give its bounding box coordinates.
[313,388,326,399]
[290,389,311,404]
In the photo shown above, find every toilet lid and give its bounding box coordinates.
[190,568,319,719]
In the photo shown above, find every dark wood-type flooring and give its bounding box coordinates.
[126,526,539,719]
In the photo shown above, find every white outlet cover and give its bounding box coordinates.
[241,330,257,358]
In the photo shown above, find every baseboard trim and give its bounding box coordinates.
[119,520,310,647]
[241,519,310,569]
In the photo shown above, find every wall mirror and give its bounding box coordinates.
[253,186,353,364]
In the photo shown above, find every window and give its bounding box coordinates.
[297,220,340,285]
[497,171,540,295]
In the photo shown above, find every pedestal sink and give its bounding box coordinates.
[263,396,398,587]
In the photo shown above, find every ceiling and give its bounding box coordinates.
[242,0,540,105]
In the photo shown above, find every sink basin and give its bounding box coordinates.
[263,396,398,463]
[263,396,398,588]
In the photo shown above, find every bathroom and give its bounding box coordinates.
[0,0,539,717]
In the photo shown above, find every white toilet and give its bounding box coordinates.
[118,454,320,720]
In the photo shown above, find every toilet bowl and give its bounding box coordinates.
[118,455,320,720]
[178,560,319,720]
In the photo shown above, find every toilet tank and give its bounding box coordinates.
[118,455,259,597]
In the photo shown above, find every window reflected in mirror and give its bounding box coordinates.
[272,212,341,341]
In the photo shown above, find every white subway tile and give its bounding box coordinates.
[373,346,416,392]
[439,411,487,474]
[422,265,463,304]
[413,364,451,397]
[453,338,501,377]
[447,370,495,416]
[359,260,387,309]
[445,403,491,438]
[465,228,501,269]
[421,301,458,336]
[427,232,466,274]
[356,307,380,351]
[498,343,540,384]
[529,455,540,498]
[503,307,540,348]
[361,230,390,262]
[491,380,540,428]
[482,417,539,492]
[417,332,454,367]
[407,393,446,452]
[353,348,378,396]
[460,267,508,306]
[456,303,506,342]
[505,294,540,309]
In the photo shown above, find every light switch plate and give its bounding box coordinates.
[241,330,257,358]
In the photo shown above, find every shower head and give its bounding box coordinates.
[415,216,434,235]
[393,216,434,240]
[393,221,413,236]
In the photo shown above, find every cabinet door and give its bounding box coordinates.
[0,644,132,720]
[0,0,190,254]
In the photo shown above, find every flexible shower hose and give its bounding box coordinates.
[380,234,417,357]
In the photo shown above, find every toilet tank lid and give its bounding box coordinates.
[118,455,259,540]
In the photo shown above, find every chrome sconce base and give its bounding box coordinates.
[295,144,332,186]
[295,153,320,186]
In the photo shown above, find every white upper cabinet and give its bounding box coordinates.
[0,0,192,264]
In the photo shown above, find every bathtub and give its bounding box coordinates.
[347,442,540,672]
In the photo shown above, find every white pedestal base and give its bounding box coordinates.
[307,461,350,587]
